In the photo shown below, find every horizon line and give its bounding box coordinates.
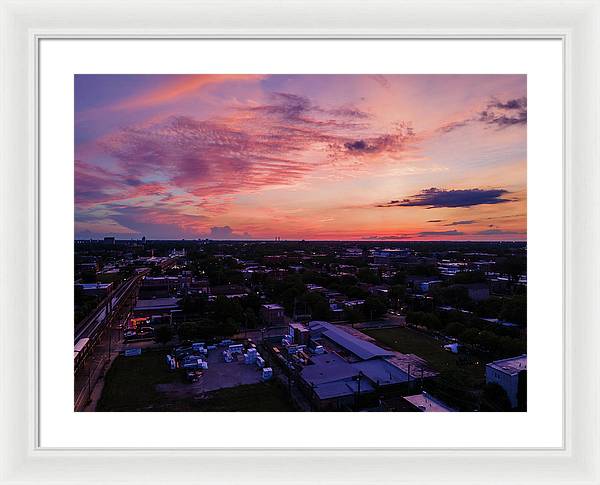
[74,238,527,243]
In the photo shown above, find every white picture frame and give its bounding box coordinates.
[1,0,599,483]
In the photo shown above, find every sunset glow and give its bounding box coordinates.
[75,74,526,241]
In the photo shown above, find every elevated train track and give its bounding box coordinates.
[74,269,149,371]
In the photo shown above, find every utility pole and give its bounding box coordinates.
[293,297,297,321]
[87,366,92,404]
[356,371,362,410]
[107,324,112,361]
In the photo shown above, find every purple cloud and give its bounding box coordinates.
[417,230,464,237]
[437,96,527,133]
[378,187,513,209]
[475,228,526,236]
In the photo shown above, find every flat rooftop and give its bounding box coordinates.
[404,392,454,412]
[486,354,527,376]
[76,283,112,290]
[313,378,375,400]
[301,353,357,385]
[134,297,179,312]
[262,304,284,310]
[352,359,409,386]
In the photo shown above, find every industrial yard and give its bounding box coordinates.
[97,349,292,412]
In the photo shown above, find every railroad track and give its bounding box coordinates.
[74,270,148,344]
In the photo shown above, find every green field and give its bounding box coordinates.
[363,326,485,386]
[97,351,294,412]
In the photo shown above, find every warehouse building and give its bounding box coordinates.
[294,321,436,410]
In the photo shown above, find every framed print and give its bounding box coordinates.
[1,0,599,484]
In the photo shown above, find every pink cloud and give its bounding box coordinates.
[97,92,418,202]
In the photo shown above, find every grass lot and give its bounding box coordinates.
[97,350,294,412]
[363,326,485,386]
[184,382,294,412]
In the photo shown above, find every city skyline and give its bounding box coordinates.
[75,74,527,241]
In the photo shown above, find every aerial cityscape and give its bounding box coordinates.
[74,74,526,412]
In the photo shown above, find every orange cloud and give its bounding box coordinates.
[107,74,264,112]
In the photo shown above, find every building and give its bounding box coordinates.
[403,391,455,412]
[371,248,411,265]
[300,353,376,410]
[461,283,491,301]
[133,297,180,319]
[418,280,442,293]
[288,322,310,344]
[209,285,249,299]
[139,276,178,298]
[261,303,286,325]
[75,282,113,297]
[295,321,435,410]
[485,354,527,409]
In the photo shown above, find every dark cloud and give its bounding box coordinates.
[328,106,371,119]
[417,230,464,237]
[378,187,513,209]
[478,109,527,127]
[478,97,527,127]
[445,220,476,226]
[246,92,370,128]
[345,140,370,151]
[436,96,527,133]
[338,122,415,157]
[209,226,234,238]
[488,97,527,111]
[437,120,469,134]
[427,219,444,223]
[370,75,390,89]
[475,228,526,236]
[361,234,411,240]
[207,226,251,240]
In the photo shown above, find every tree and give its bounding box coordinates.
[80,269,97,283]
[481,383,512,411]
[444,322,465,338]
[500,294,527,326]
[406,311,442,330]
[496,256,526,283]
[303,292,331,320]
[154,325,173,347]
[179,294,209,315]
[357,267,380,284]
[389,285,406,309]
[346,307,365,324]
[478,330,499,351]
[452,271,486,284]
[362,296,388,321]
[178,317,238,341]
[212,295,244,324]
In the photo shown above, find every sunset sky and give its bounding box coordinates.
[75,74,526,241]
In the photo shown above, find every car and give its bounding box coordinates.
[185,370,202,382]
